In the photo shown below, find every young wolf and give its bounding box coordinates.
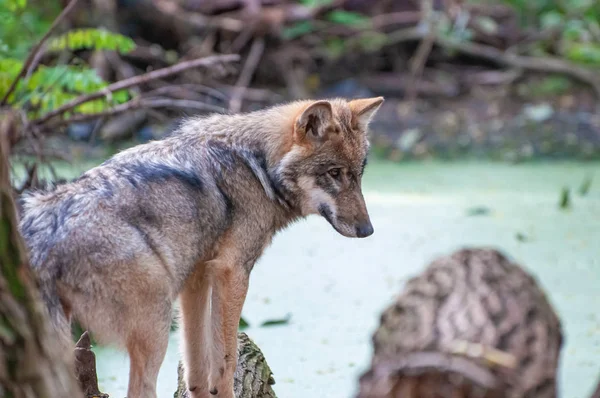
[19,96,384,398]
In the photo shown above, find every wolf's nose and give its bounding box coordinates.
[356,222,374,238]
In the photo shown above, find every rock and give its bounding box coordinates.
[357,248,563,398]
[523,103,554,122]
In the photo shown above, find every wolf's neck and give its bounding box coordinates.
[182,101,309,168]
[176,104,309,213]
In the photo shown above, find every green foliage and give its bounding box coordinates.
[503,0,600,65]
[4,0,27,11]
[0,1,136,121]
[282,21,316,40]
[325,10,370,28]
[0,0,61,59]
[299,0,333,7]
[48,29,136,54]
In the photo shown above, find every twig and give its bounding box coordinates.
[0,0,81,106]
[380,25,600,99]
[406,0,435,106]
[44,97,226,130]
[154,0,245,32]
[143,84,229,103]
[33,54,239,127]
[371,11,422,29]
[436,36,600,97]
[229,38,265,113]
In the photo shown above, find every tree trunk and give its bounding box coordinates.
[0,110,82,397]
[175,332,277,398]
[357,248,563,398]
[591,377,600,398]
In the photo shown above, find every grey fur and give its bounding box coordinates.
[18,97,384,398]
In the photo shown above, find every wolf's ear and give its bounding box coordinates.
[349,97,384,130]
[295,100,333,144]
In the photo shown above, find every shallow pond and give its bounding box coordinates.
[14,159,600,398]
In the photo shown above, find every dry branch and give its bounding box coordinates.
[33,54,239,127]
[435,36,600,97]
[229,38,265,113]
[45,97,226,129]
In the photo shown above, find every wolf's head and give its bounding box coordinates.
[278,97,383,238]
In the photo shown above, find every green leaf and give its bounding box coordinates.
[357,31,388,53]
[564,42,600,65]
[535,75,572,96]
[515,232,529,242]
[465,206,491,216]
[325,10,370,28]
[4,0,27,11]
[299,0,333,7]
[239,317,250,330]
[47,29,136,54]
[562,20,589,41]
[282,21,315,40]
[260,314,291,328]
[559,187,571,209]
[579,175,593,196]
[324,37,346,59]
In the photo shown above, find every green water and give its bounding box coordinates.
[13,159,600,398]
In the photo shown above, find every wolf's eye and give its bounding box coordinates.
[328,168,341,179]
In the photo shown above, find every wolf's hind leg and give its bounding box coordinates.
[209,259,249,398]
[179,264,212,398]
[125,300,171,398]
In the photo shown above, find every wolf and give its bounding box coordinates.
[18,96,384,398]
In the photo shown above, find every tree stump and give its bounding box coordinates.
[175,332,277,398]
[357,248,563,398]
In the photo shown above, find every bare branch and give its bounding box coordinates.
[44,97,226,130]
[33,54,239,127]
[229,38,265,113]
[0,0,82,106]
[435,36,600,97]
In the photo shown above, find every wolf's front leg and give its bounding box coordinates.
[209,258,250,398]
[180,264,213,398]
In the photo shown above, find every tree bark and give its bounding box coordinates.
[591,377,600,398]
[357,248,563,398]
[0,110,82,397]
[175,332,277,398]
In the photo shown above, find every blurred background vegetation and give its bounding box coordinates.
[2,2,600,397]
[2,0,600,177]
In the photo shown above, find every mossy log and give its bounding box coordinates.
[357,248,563,398]
[0,111,82,397]
[175,332,277,398]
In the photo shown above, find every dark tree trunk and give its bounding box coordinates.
[357,248,564,398]
[0,111,82,398]
[175,332,277,398]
